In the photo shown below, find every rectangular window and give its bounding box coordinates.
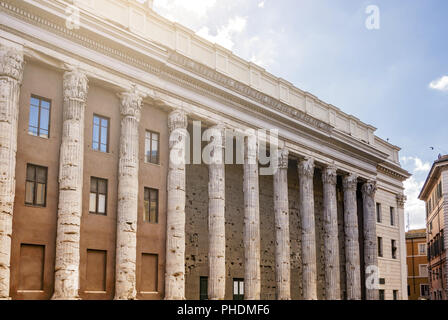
[233,279,244,300]
[200,277,208,300]
[420,284,429,297]
[418,243,427,255]
[379,278,386,285]
[144,188,159,223]
[89,177,107,215]
[92,115,109,153]
[419,264,428,277]
[376,203,382,223]
[145,131,160,165]
[379,289,385,300]
[25,164,47,207]
[391,240,397,259]
[28,96,50,139]
[390,207,395,226]
[378,237,383,257]
[393,290,398,300]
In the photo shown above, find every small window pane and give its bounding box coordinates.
[30,97,40,106]
[240,281,244,295]
[41,100,50,109]
[89,193,97,212]
[29,105,39,128]
[94,116,100,125]
[26,165,35,181]
[39,108,50,134]
[93,125,100,146]
[25,182,34,204]
[98,194,106,214]
[90,178,97,193]
[100,126,108,145]
[144,200,150,222]
[234,281,239,295]
[36,167,47,183]
[98,179,107,194]
[35,183,46,206]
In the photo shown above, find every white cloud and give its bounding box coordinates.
[197,16,247,50]
[258,1,265,8]
[429,75,448,91]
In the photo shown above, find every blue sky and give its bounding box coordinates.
[150,0,448,230]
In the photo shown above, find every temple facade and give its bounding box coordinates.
[0,0,410,300]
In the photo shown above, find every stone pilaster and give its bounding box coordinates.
[362,180,379,300]
[273,148,291,300]
[342,173,361,300]
[114,87,143,300]
[322,165,341,300]
[165,110,188,300]
[53,68,88,300]
[298,157,317,300]
[397,194,408,300]
[208,125,226,300]
[0,44,24,300]
[243,133,261,300]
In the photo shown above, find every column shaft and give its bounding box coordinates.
[342,174,361,300]
[298,158,317,300]
[273,148,290,300]
[208,125,226,300]
[53,69,88,300]
[322,166,341,300]
[243,133,261,300]
[0,45,24,300]
[114,88,143,300]
[165,110,188,300]
[362,180,379,300]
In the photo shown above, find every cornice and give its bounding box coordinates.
[377,164,410,182]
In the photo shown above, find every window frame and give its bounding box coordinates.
[145,130,160,165]
[418,243,427,256]
[378,237,383,258]
[390,207,395,226]
[199,276,208,300]
[25,164,48,207]
[391,239,398,259]
[92,114,110,153]
[29,95,51,139]
[89,177,108,215]
[376,203,382,223]
[233,278,244,300]
[143,187,159,224]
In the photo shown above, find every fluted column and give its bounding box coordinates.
[362,180,379,300]
[165,110,188,300]
[342,174,361,300]
[208,125,226,300]
[53,68,88,300]
[114,87,144,300]
[0,44,24,300]
[298,158,317,300]
[273,148,291,300]
[243,132,261,300]
[322,166,341,300]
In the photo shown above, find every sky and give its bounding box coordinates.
[143,0,448,230]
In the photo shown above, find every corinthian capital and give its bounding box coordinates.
[276,148,289,169]
[298,157,315,178]
[322,165,337,186]
[63,68,88,102]
[168,109,188,133]
[396,194,407,209]
[342,173,358,191]
[119,86,145,121]
[0,45,24,82]
[361,180,377,198]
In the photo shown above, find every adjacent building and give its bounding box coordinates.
[406,229,429,300]
[0,0,410,300]
[419,155,448,300]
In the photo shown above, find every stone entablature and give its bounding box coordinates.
[59,0,397,159]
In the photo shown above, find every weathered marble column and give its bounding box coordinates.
[165,110,188,300]
[362,180,379,300]
[243,133,261,300]
[342,174,361,300]
[298,158,317,300]
[53,68,88,300]
[114,88,143,300]
[273,148,291,300]
[208,125,226,300]
[322,165,341,300]
[0,44,24,300]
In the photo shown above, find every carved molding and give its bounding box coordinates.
[168,109,188,133]
[396,194,407,209]
[342,173,358,191]
[0,45,24,82]
[63,68,88,102]
[322,165,338,186]
[361,180,377,198]
[118,86,145,121]
[298,157,315,178]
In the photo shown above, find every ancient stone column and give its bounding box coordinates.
[362,180,379,300]
[114,87,143,300]
[243,133,261,300]
[207,125,226,300]
[0,44,24,300]
[52,68,88,300]
[298,157,317,300]
[342,173,361,300]
[322,165,341,300]
[165,110,188,300]
[273,148,291,300]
